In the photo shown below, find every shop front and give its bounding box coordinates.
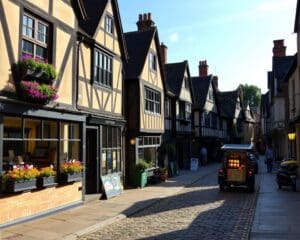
[85,116,125,196]
[0,101,85,227]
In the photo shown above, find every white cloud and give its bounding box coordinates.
[169,32,179,42]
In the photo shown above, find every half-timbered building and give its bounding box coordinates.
[77,0,127,194]
[124,14,165,184]
[191,61,228,163]
[0,0,87,227]
[163,60,193,169]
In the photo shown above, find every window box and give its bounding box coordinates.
[59,172,82,183]
[5,179,37,193]
[17,81,58,105]
[37,176,57,188]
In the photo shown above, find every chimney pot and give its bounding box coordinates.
[160,42,168,65]
[273,39,286,57]
[199,60,208,77]
[137,13,155,31]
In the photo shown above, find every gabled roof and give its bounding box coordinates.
[78,0,127,59]
[216,89,241,118]
[124,28,155,79]
[272,56,295,89]
[164,61,188,96]
[191,75,212,110]
[284,54,297,82]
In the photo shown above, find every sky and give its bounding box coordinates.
[118,0,297,94]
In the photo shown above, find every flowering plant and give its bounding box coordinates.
[17,54,57,84]
[2,165,40,182]
[60,160,83,174]
[38,165,56,177]
[19,80,58,103]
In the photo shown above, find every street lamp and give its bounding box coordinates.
[288,132,296,141]
[288,132,296,159]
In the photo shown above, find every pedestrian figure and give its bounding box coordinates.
[265,145,274,173]
[200,145,208,166]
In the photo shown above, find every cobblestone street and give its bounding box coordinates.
[79,170,259,240]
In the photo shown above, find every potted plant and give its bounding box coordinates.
[13,55,58,104]
[18,81,58,104]
[17,55,57,84]
[132,159,149,188]
[37,165,57,188]
[159,167,168,181]
[2,164,39,193]
[59,160,83,183]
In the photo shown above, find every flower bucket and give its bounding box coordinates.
[6,179,37,193]
[37,176,57,188]
[59,172,82,183]
[17,81,58,104]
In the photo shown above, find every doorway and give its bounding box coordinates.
[85,128,99,194]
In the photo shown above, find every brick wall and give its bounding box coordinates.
[0,182,82,225]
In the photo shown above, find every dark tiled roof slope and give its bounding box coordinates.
[191,75,212,110]
[216,90,239,118]
[78,0,107,36]
[272,56,295,88]
[164,62,187,95]
[124,28,155,79]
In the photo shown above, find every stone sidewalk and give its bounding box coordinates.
[250,157,300,240]
[0,164,219,240]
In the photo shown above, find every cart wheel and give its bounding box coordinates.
[219,184,225,191]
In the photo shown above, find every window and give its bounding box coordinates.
[149,52,156,71]
[165,98,171,118]
[94,49,113,87]
[179,101,185,119]
[208,88,214,101]
[184,77,189,89]
[105,15,114,34]
[145,87,161,114]
[137,136,161,167]
[22,13,50,61]
[204,113,210,127]
[185,103,191,120]
[101,126,121,175]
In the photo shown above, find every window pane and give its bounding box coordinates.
[3,140,23,165]
[22,40,34,55]
[43,120,58,139]
[24,118,42,139]
[3,116,22,139]
[60,141,80,163]
[36,46,47,59]
[102,126,107,148]
[60,122,69,139]
[70,123,80,139]
[101,150,107,175]
[37,22,47,43]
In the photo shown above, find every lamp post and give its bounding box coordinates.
[288,132,296,159]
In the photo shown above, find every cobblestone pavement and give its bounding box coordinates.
[78,170,259,240]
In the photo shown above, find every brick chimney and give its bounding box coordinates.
[160,42,167,65]
[212,76,218,89]
[199,60,208,77]
[273,39,286,57]
[136,13,155,31]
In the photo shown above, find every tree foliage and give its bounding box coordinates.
[241,84,261,108]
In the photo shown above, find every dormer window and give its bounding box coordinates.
[21,12,50,62]
[149,52,156,71]
[184,77,189,89]
[105,15,114,34]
